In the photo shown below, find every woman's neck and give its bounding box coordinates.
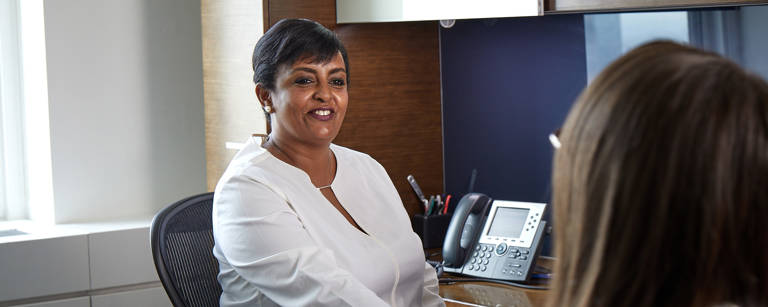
[263,135,335,188]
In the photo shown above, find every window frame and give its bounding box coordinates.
[0,0,28,221]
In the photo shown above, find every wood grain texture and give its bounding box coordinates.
[202,0,265,191]
[264,0,337,30]
[441,282,548,306]
[438,257,553,306]
[548,0,768,13]
[334,22,443,218]
[264,1,444,218]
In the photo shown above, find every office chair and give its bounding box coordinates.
[151,192,222,307]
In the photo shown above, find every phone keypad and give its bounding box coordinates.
[467,244,496,273]
[450,220,547,282]
[508,248,530,259]
[464,243,536,280]
[502,261,526,277]
[501,247,532,277]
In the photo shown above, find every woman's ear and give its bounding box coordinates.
[255,83,274,134]
[255,84,271,109]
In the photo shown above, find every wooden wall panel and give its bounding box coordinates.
[264,0,337,30]
[334,22,443,218]
[264,2,444,218]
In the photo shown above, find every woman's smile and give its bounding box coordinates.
[309,107,335,121]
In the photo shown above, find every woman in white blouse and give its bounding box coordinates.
[212,18,445,307]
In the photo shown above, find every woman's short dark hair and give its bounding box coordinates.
[549,41,768,307]
[252,19,349,91]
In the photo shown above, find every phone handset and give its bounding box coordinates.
[442,193,492,268]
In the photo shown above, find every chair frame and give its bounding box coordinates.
[150,192,217,307]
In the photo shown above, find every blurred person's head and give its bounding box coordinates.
[550,41,768,307]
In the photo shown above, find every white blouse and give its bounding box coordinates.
[212,136,444,307]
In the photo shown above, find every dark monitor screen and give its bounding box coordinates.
[487,207,529,238]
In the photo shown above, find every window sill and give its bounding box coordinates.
[0,217,153,245]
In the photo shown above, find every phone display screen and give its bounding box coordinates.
[487,207,529,238]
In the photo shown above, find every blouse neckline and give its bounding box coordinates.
[252,135,340,190]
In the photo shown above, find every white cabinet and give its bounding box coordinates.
[336,0,542,23]
[0,235,90,301]
[88,227,158,289]
[91,287,171,307]
[14,296,90,307]
[0,221,169,306]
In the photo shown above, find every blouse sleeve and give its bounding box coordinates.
[421,262,446,306]
[213,174,389,307]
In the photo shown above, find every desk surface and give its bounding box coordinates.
[440,280,548,307]
[433,254,552,307]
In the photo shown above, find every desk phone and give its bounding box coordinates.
[442,193,547,282]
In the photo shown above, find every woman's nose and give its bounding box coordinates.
[313,82,332,103]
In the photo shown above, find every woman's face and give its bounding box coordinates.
[266,52,348,146]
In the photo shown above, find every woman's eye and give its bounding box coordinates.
[294,78,313,85]
[330,79,346,87]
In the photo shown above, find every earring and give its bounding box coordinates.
[264,105,272,113]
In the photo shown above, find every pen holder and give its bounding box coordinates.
[411,214,453,249]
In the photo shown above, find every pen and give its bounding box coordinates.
[426,195,436,215]
[407,175,428,204]
[443,194,452,215]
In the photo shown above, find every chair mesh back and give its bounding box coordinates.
[154,193,222,307]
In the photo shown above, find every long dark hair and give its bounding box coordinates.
[550,41,768,307]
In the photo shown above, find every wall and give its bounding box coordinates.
[584,11,690,81]
[201,0,264,191]
[42,0,206,223]
[0,0,205,304]
[741,5,768,80]
[441,15,586,204]
[440,15,588,255]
